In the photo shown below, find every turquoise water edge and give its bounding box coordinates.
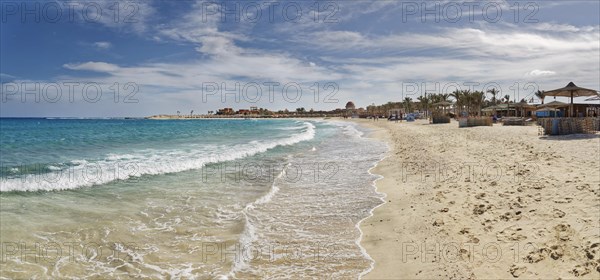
[0,118,387,278]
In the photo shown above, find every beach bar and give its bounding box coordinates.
[536,82,600,135]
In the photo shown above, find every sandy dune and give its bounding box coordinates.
[355,119,600,279]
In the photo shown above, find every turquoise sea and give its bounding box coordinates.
[0,118,387,278]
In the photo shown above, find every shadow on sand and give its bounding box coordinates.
[539,133,600,141]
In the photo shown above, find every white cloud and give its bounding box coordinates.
[63,1,156,34]
[92,41,112,50]
[38,1,600,116]
[527,70,557,77]
[63,62,120,72]
[301,26,599,58]
[0,73,16,80]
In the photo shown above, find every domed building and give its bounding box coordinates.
[345,101,356,110]
[345,101,357,118]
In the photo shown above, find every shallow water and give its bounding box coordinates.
[0,118,387,278]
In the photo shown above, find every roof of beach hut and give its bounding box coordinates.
[585,94,600,101]
[537,100,569,108]
[544,82,598,117]
[483,104,515,110]
[536,107,560,112]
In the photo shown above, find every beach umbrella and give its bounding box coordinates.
[544,82,598,117]
[432,101,453,114]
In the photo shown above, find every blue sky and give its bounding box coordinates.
[1,0,599,117]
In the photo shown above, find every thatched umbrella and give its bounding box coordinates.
[544,82,598,117]
[432,101,453,114]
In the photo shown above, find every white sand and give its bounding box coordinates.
[354,119,600,279]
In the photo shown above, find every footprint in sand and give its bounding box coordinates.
[533,228,551,238]
[509,264,528,278]
[459,248,471,261]
[528,244,567,262]
[584,242,599,261]
[500,210,522,221]
[571,264,591,277]
[552,208,566,218]
[473,204,491,215]
[497,226,527,241]
[509,196,527,209]
[553,223,575,241]
[434,191,446,202]
[548,244,565,260]
[524,248,547,263]
[531,182,545,190]
[553,197,573,204]
[467,235,479,244]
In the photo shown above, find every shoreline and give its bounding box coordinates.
[350,119,600,279]
[357,129,391,279]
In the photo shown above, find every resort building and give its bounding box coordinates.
[217,108,234,115]
[237,109,260,115]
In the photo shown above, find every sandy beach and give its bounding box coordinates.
[355,119,600,279]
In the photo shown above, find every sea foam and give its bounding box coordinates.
[0,122,315,192]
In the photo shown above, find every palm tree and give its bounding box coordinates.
[416,96,429,114]
[383,102,395,117]
[440,93,451,102]
[487,88,499,117]
[472,91,486,116]
[367,104,375,116]
[487,88,499,105]
[535,90,545,104]
[403,97,413,113]
[190,110,194,118]
[177,111,180,117]
[459,90,473,115]
[450,90,462,116]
